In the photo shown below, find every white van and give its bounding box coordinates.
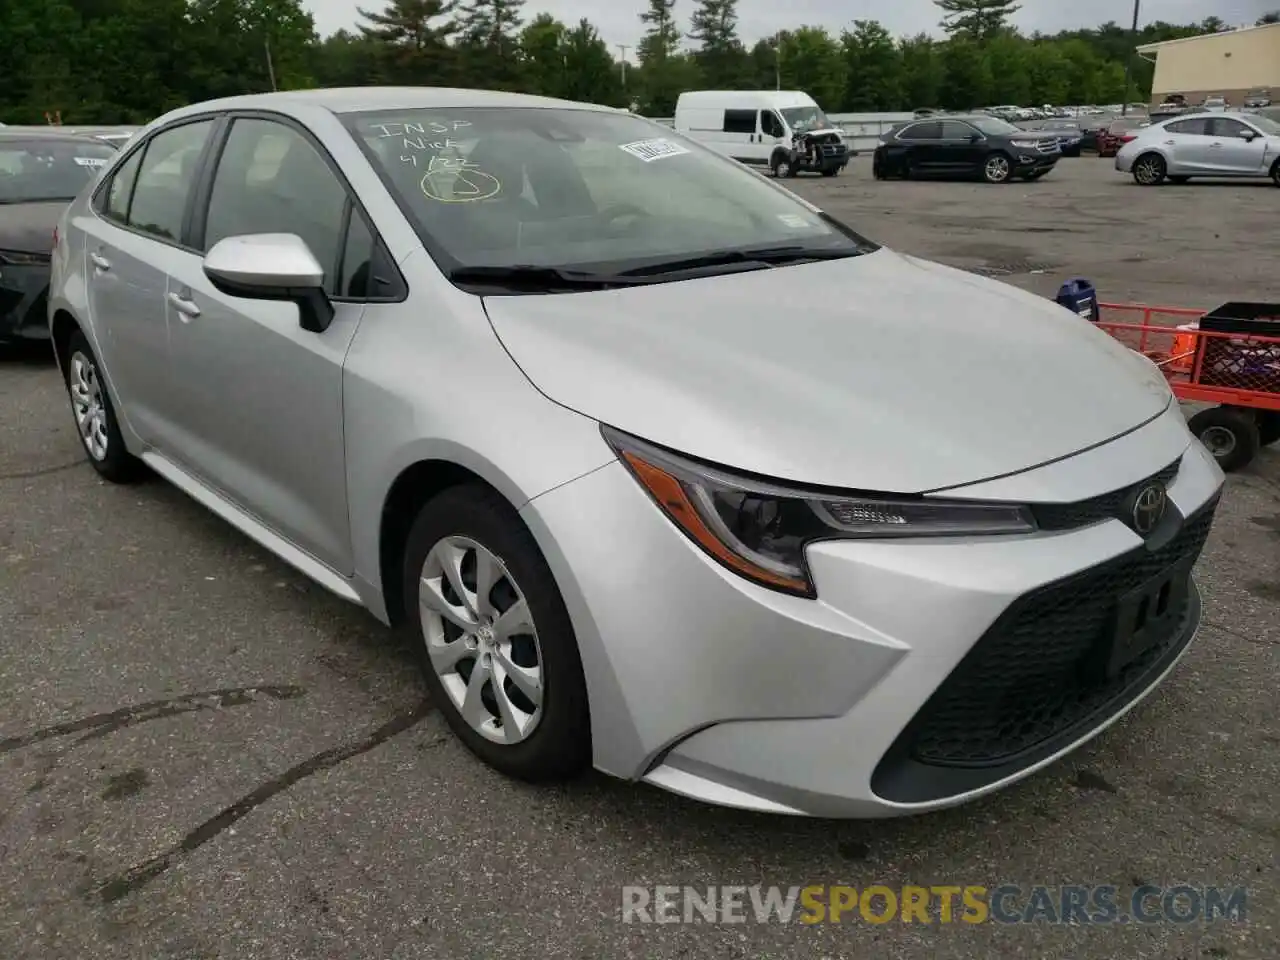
[674,90,851,177]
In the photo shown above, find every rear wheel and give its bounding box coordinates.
[1133,153,1167,186]
[63,329,147,483]
[1271,159,1280,187]
[402,485,591,781]
[982,152,1012,184]
[1188,406,1260,472]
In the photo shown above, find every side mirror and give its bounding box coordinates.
[1240,129,1258,141]
[968,133,983,142]
[203,233,335,334]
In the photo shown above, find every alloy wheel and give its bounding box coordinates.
[418,536,544,745]
[985,155,1010,182]
[1135,157,1163,185]
[69,351,109,461]
[1199,425,1237,459]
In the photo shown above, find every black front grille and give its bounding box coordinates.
[880,498,1216,784]
[1032,459,1181,532]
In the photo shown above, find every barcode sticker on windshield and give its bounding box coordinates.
[74,157,107,167]
[778,214,810,229]
[618,138,691,163]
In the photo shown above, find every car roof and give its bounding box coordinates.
[160,86,622,122]
[0,130,114,144]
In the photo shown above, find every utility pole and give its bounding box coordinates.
[775,34,782,91]
[1121,0,1141,115]
[617,44,629,87]
[265,37,278,92]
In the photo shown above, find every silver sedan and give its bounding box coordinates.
[1117,110,1280,185]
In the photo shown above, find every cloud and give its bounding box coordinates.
[305,0,1270,51]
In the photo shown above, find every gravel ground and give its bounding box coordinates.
[0,157,1277,960]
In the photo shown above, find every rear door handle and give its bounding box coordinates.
[167,291,201,319]
[90,252,110,272]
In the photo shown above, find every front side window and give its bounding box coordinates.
[1210,118,1253,139]
[0,139,115,204]
[347,108,875,280]
[762,111,785,139]
[128,120,215,242]
[202,118,348,292]
[968,117,1019,136]
[779,105,830,133]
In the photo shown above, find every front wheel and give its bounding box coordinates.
[771,154,795,179]
[1188,406,1260,472]
[402,484,591,782]
[1254,410,1280,446]
[63,329,147,483]
[821,167,838,177]
[982,153,1013,184]
[1133,153,1167,186]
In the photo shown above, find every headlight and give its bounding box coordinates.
[0,249,51,265]
[603,427,1037,598]
[1009,139,1041,148]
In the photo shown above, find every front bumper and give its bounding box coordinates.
[0,260,52,343]
[522,404,1224,817]
[1013,153,1059,173]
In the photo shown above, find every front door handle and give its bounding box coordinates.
[1209,142,1223,148]
[167,291,201,319]
[90,252,110,272]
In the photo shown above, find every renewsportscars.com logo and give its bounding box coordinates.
[621,885,1249,925]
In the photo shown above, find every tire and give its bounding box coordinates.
[1132,153,1167,186]
[1271,159,1280,187]
[1169,175,1191,185]
[1255,410,1280,446]
[401,484,591,782]
[872,154,886,180]
[821,167,838,177]
[63,329,147,483]
[1188,406,1260,472]
[771,154,795,179]
[982,152,1013,184]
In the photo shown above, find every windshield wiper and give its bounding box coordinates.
[616,245,860,278]
[448,265,646,292]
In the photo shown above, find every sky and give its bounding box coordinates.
[303,0,1273,53]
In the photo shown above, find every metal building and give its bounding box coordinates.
[1138,22,1280,107]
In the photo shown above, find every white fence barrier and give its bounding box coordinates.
[647,111,913,154]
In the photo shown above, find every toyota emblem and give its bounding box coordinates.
[1131,482,1168,535]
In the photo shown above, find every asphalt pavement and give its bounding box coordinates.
[1,158,1277,959]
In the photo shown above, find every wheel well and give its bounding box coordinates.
[378,460,506,626]
[50,310,79,378]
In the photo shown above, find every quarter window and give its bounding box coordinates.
[127,120,215,242]
[202,118,348,293]
[103,148,143,224]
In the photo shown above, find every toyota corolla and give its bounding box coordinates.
[48,88,1224,817]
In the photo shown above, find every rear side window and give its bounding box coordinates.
[722,110,756,135]
[1165,118,1209,135]
[103,148,144,224]
[940,121,975,140]
[127,120,216,242]
[899,122,941,141]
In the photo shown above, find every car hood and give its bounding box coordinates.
[484,249,1172,493]
[0,201,66,254]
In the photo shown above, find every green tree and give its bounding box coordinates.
[936,0,1021,41]
[313,29,384,87]
[455,0,525,89]
[689,0,747,87]
[1025,40,1072,105]
[1199,16,1228,33]
[939,36,992,108]
[899,34,945,109]
[357,0,458,84]
[637,0,688,115]
[519,13,568,97]
[561,18,624,106]
[1259,12,1280,25]
[747,35,779,89]
[984,31,1029,105]
[638,0,680,64]
[840,20,902,110]
[777,27,844,111]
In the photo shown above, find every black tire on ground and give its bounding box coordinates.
[1133,152,1167,186]
[821,167,838,177]
[1271,159,1280,187]
[770,153,796,178]
[1255,410,1280,446]
[63,329,147,484]
[1188,406,1261,472]
[401,484,591,782]
[1169,175,1191,184]
[982,152,1013,184]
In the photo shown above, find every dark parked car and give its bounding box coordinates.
[0,131,116,344]
[1023,119,1086,156]
[873,115,1061,184]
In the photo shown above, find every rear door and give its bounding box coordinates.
[1206,117,1269,174]
[159,114,381,574]
[721,109,761,164]
[81,118,217,447]
[897,121,943,172]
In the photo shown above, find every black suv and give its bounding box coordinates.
[873,115,1061,184]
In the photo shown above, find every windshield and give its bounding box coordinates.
[0,139,115,203]
[1251,115,1280,136]
[969,117,1019,136]
[346,108,874,282]
[779,106,831,133]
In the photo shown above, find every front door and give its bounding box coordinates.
[938,121,982,174]
[161,116,364,574]
[82,118,217,448]
[1163,117,1216,173]
[1207,117,1270,174]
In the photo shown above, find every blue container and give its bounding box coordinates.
[1056,278,1100,322]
